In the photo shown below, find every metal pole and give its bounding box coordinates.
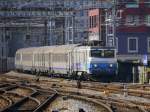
[72,14,74,44]
[49,20,52,45]
[113,0,116,47]
[132,66,135,83]
[105,9,108,46]
[3,21,6,72]
[44,20,48,46]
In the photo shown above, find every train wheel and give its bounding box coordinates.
[81,72,88,81]
[51,71,55,77]
[71,71,77,80]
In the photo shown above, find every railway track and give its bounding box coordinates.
[58,81,150,99]
[56,88,147,112]
[0,83,58,112]
[0,72,150,112]
[43,95,113,112]
[0,82,113,112]
[0,96,12,111]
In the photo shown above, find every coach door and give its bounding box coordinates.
[32,53,34,70]
[68,52,72,74]
[49,53,52,72]
[42,52,44,71]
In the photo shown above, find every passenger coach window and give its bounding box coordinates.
[104,50,114,58]
[91,50,103,58]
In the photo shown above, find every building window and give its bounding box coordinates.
[128,37,138,53]
[90,16,92,28]
[126,0,139,8]
[146,15,150,26]
[89,15,97,28]
[93,15,97,27]
[92,16,94,27]
[1,47,4,57]
[116,37,118,53]
[1,35,4,42]
[108,38,114,47]
[148,38,150,53]
[126,15,139,26]
[145,0,150,8]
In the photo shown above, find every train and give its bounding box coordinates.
[15,44,118,80]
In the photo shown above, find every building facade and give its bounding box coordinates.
[116,0,150,82]
[117,0,150,64]
[88,9,106,43]
[88,1,150,64]
[64,0,89,44]
[0,26,45,72]
[0,28,9,72]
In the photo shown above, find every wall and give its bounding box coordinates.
[117,32,150,55]
[0,27,45,72]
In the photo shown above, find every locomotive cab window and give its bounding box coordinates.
[91,49,115,58]
[104,50,115,58]
[91,50,103,58]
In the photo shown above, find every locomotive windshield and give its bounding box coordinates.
[91,50,103,58]
[91,49,115,58]
[104,50,115,58]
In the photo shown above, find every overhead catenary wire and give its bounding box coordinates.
[0,0,149,45]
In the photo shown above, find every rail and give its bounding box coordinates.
[0,83,58,112]
[33,93,58,112]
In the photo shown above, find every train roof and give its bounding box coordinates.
[16,47,38,54]
[90,46,116,49]
[16,44,116,54]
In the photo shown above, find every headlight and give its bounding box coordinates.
[94,64,98,68]
[109,64,113,67]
